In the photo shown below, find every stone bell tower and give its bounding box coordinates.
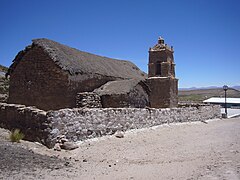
[147,37,178,108]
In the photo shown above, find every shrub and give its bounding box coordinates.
[10,129,24,143]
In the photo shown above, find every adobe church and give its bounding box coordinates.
[7,37,178,110]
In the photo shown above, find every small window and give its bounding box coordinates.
[156,62,161,76]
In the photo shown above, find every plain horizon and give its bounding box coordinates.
[1,0,240,88]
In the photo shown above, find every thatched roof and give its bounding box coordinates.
[7,38,147,79]
[94,79,150,95]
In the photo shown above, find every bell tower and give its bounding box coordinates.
[148,36,175,78]
[147,37,178,108]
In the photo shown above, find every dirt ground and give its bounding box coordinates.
[0,117,240,180]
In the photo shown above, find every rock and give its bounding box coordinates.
[64,161,70,166]
[53,143,61,151]
[60,142,78,150]
[115,131,124,138]
[57,135,66,139]
[201,120,208,124]
[60,138,69,143]
[51,128,60,135]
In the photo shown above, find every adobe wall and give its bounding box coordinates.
[147,77,178,108]
[8,46,72,110]
[148,50,174,77]
[0,102,221,148]
[8,46,122,110]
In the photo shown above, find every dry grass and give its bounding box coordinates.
[9,129,24,143]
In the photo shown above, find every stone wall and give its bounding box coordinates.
[0,102,221,148]
[76,92,102,108]
[47,105,220,143]
[0,103,53,146]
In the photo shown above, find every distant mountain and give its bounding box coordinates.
[178,87,240,103]
[179,87,198,91]
[179,86,240,91]
[232,86,240,90]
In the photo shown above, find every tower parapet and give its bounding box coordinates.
[149,37,174,53]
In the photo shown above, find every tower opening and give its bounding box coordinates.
[156,62,161,76]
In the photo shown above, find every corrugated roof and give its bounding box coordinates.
[203,97,240,104]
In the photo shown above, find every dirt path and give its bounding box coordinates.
[0,118,240,180]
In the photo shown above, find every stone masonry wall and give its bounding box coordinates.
[76,92,102,108]
[0,102,221,148]
[0,103,53,146]
[47,105,220,143]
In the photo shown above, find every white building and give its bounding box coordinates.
[203,97,240,108]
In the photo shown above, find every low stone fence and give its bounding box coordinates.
[0,103,52,146]
[48,105,220,142]
[0,102,221,148]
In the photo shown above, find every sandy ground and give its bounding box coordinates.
[0,118,240,180]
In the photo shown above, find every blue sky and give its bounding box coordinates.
[0,0,240,88]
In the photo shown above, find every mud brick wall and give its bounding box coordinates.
[147,77,178,108]
[8,46,72,110]
[8,46,119,110]
[148,50,174,77]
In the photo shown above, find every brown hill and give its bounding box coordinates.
[179,88,240,103]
